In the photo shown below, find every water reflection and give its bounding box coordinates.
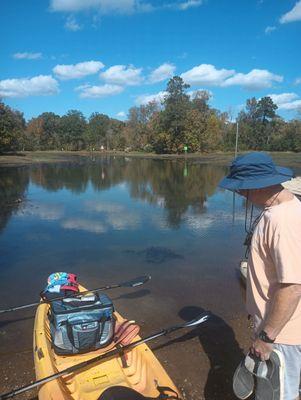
[19,158,226,231]
[0,167,29,232]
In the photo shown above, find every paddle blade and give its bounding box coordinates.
[184,312,210,328]
[122,275,151,288]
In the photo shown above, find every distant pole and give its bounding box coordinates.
[233,120,239,224]
[235,121,239,158]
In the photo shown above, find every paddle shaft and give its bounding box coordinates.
[0,313,209,399]
[0,275,150,314]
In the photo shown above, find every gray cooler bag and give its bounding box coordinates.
[49,293,115,355]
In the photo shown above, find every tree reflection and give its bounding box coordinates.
[27,157,225,229]
[125,159,225,227]
[0,167,29,232]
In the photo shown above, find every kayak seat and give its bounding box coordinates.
[98,386,151,399]
[98,386,180,400]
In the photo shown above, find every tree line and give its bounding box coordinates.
[1,76,301,154]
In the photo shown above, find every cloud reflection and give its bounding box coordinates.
[84,200,141,231]
[62,218,107,234]
[17,203,64,220]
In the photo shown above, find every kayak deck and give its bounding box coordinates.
[33,289,181,400]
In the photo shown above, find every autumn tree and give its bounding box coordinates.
[0,102,25,152]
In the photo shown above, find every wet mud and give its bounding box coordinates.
[0,278,251,400]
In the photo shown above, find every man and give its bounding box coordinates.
[219,152,301,400]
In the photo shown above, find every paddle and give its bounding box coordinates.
[0,275,151,315]
[0,312,210,399]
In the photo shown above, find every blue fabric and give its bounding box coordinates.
[219,152,293,191]
[47,272,69,288]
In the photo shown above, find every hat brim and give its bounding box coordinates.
[219,166,293,191]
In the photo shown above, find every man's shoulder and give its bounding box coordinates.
[265,197,301,229]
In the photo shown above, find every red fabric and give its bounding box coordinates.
[60,283,79,292]
[67,274,77,284]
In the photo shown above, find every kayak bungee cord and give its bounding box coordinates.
[0,275,151,315]
[0,312,210,399]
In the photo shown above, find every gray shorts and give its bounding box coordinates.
[273,343,301,400]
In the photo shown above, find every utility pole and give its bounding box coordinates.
[233,120,239,224]
[235,121,239,158]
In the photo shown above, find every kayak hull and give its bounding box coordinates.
[239,260,247,284]
[33,287,181,400]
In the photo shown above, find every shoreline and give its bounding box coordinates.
[0,150,300,168]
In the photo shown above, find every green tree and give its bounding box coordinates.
[158,76,191,153]
[238,96,278,150]
[59,110,86,150]
[85,113,110,149]
[0,102,25,152]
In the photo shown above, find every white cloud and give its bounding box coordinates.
[264,25,276,34]
[280,0,301,23]
[116,111,126,118]
[268,93,299,105]
[177,0,202,10]
[100,65,143,86]
[53,60,104,80]
[181,64,282,90]
[135,91,167,105]
[277,100,301,111]
[13,52,42,60]
[181,64,235,86]
[0,75,59,98]
[223,69,283,90]
[49,0,203,14]
[148,63,176,83]
[268,92,301,111]
[50,0,152,14]
[77,83,124,98]
[65,15,82,31]
[295,77,301,85]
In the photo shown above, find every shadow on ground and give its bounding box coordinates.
[153,305,246,400]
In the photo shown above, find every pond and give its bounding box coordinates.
[0,155,300,399]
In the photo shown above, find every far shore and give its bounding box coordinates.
[0,150,300,168]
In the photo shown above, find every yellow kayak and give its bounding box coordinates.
[33,287,181,400]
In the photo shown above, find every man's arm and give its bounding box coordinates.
[251,283,301,360]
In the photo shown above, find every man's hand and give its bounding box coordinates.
[250,338,274,361]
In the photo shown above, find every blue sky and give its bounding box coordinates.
[1,0,301,121]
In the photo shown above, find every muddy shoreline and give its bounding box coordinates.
[1,150,300,168]
[0,281,251,400]
[0,151,235,168]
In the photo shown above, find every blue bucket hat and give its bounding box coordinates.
[219,152,293,191]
